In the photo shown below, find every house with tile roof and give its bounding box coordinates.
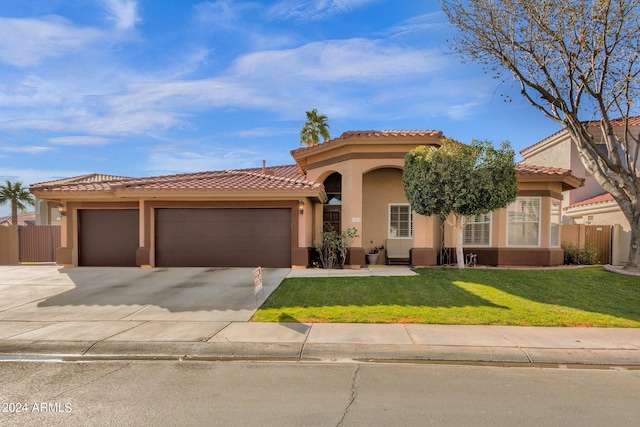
[29,130,583,268]
[520,118,640,265]
[0,211,36,226]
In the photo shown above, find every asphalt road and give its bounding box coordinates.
[1,360,639,426]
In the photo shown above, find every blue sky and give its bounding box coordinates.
[0,0,562,216]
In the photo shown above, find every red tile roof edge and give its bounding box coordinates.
[35,165,321,193]
[30,173,131,189]
[291,129,445,156]
[565,192,615,210]
[515,163,583,181]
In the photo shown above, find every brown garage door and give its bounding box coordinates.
[78,209,139,267]
[155,208,292,268]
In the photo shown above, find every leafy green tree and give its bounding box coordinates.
[0,180,35,226]
[403,139,517,268]
[300,108,331,147]
[441,0,640,270]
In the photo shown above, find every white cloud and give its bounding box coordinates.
[47,136,114,146]
[0,35,454,136]
[268,0,379,22]
[0,16,101,67]
[231,39,446,82]
[1,146,55,155]
[195,0,258,29]
[145,148,263,174]
[102,0,141,30]
[230,127,297,138]
[382,12,449,37]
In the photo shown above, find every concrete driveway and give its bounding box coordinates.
[0,265,289,322]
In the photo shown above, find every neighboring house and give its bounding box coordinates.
[0,211,36,226]
[29,130,583,268]
[520,117,640,265]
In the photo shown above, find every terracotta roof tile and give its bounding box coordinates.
[565,192,615,210]
[31,165,321,193]
[516,163,572,176]
[292,129,444,155]
[586,116,640,127]
[31,173,131,188]
[339,130,444,139]
[116,168,320,192]
[515,163,585,184]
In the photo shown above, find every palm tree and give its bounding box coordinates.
[300,108,331,147]
[0,180,34,226]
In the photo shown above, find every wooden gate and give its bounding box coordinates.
[19,226,61,263]
[584,225,612,265]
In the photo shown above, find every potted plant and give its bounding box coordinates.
[366,245,384,265]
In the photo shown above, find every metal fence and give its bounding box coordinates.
[18,225,61,263]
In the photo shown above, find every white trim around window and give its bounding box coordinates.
[507,197,541,247]
[550,200,561,247]
[388,203,413,239]
[464,213,492,246]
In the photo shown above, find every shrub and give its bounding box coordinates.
[314,227,358,269]
[562,243,600,265]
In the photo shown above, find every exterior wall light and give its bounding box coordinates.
[298,200,305,215]
[58,205,67,216]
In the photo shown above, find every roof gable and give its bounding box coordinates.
[291,129,445,171]
[515,163,584,190]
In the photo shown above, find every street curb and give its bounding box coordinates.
[300,343,531,363]
[2,341,640,367]
[526,348,640,366]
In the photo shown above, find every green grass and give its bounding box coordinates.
[252,267,640,327]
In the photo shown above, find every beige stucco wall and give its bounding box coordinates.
[524,137,573,170]
[362,168,407,252]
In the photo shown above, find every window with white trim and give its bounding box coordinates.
[464,213,491,246]
[389,204,413,238]
[550,200,561,247]
[507,197,540,246]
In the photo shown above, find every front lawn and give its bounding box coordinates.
[252,267,640,327]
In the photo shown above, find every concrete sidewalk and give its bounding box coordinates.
[0,265,639,366]
[1,321,639,366]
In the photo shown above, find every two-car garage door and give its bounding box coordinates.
[155,208,291,268]
[78,208,292,267]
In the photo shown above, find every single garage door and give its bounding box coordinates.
[155,208,291,268]
[78,209,139,267]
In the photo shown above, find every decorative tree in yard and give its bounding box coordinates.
[403,139,517,268]
[0,180,34,226]
[300,108,331,147]
[441,0,640,270]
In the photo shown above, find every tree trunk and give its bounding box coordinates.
[455,222,465,269]
[625,213,640,271]
[11,203,18,226]
[448,213,466,269]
